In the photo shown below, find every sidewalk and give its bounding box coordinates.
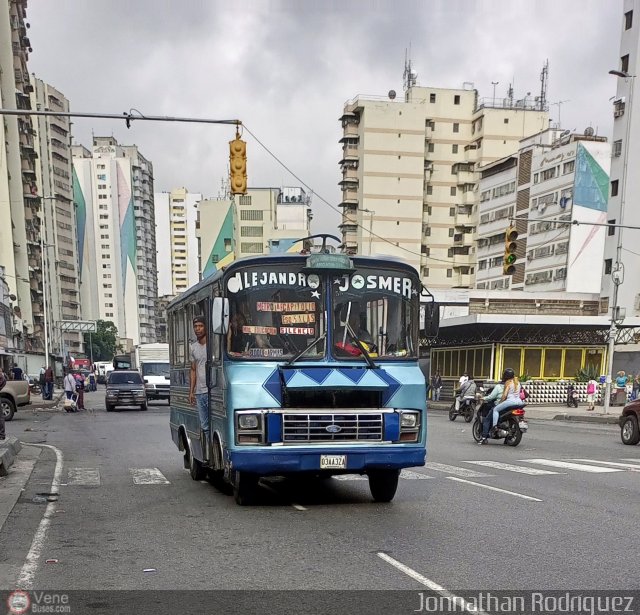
[27,388,65,412]
[428,401,621,425]
[0,436,22,476]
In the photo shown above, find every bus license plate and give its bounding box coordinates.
[320,455,347,469]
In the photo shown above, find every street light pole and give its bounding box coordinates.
[491,81,499,107]
[603,70,635,415]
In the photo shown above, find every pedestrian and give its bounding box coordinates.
[74,372,85,410]
[189,316,210,461]
[0,367,6,440]
[586,377,598,411]
[458,371,469,388]
[44,365,54,400]
[431,371,442,401]
[632,375,640,402]
[39,365,46,392]
[615,371,628,406]
[10,363,23,381]
[63,371,76,401]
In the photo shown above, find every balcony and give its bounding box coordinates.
[464,145,478,163]
[452,273,472,288]
[342,122,360,137]
[453,232,473,247]
[340,145,359,162]
[342,166,358,181]
[340,189,358,206]
[455,206,474,225]
[459,191,475,206]
[456,171,475,185]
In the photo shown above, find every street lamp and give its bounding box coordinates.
[603,70,635,415]
[361,208,376,255]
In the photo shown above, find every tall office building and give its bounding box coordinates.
[476,128,609,292]
[72,137,158,346]
[155,187,201,297]
[339,72,549,288]
[31,77,82,356]
[602,0,640,318]
[0,0,41,352]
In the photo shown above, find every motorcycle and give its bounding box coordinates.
[567,386,579,408]
[472,399,528,446]
[448,395,476,423]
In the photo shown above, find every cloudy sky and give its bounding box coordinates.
[27,0,622,235]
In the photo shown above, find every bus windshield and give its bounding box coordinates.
[331,267,419,360]
[225,263,326,360]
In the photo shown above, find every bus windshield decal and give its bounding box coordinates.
[227,271,321,293]
[334,273,417,300]
[257,302,316,312]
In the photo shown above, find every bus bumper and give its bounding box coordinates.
[228,446,426,475]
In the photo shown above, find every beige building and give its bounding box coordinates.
[339,84,549,288]
[31,77,82,357]
[0,0,41,353]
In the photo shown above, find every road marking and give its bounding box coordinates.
[292,503,307,511]
[519,459,624,473]
[129,468,170,485]
[16,443,64,589]
[400,469,432,480]
[463,460,559,475]
[446,477,543,502]
[570,459,640,471]
[377,553,488,615]
[67,468,100,485]
[621,458,640,465]
[425,462,489,478]
[332,475,368,481]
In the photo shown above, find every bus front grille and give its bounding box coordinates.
[282,412,383,443]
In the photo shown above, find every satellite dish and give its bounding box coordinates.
[560,130,571,137]
[388,90,397,100]
[584,126,595,136]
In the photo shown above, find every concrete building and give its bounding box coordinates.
[602,0,640,319]
[72,137,158,346]
[31,77,82,357]
[0,0,41,354]
[476,129,610,293]
[338,81,549,288]
[198,186,312,278]
[155,188,201,297]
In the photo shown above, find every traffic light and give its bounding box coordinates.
[229,132,247,195]
[503,225,518,275]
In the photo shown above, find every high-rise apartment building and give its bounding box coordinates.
[31,77,82,356]
[155,188,201,297]
[0,0,41,352]
[602,0,640,318]
[72,137,158,346]
[339,81,549,288]
[476,129,609,293]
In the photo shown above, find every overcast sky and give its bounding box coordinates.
[27,0,622,235]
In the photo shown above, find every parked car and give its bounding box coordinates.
[105,370,147,412]
[619,400,640,445]
[1,379,31,421]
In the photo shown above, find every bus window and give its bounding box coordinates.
[174,311,186,365]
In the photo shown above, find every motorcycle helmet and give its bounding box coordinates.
[501,368,515,382]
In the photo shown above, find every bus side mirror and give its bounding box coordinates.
[420,301,440,339]
[212,297,229,335]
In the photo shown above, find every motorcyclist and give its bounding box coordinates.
[454,374,477,412]
[479,368,522,445]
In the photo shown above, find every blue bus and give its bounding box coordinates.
[168,245,438,505]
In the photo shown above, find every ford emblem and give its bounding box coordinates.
[326,424,342,433]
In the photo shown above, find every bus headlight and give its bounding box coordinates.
[401,412,418,428]
[399,411,420,442]
[238,414,260,430]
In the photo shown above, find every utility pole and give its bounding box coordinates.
[491,81,499,107]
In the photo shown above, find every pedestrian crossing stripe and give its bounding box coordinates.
[424,461,489,478]
[463,461,559,475]
[67,468,100,485]
[519,459,624,473]
[130,468,171,484]
[570,459,640,471]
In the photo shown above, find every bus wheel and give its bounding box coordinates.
[189,449,206,481]
[207,440,228,492]
[368,469,400,503]
[233,471,259,506]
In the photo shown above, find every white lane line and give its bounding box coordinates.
[425,461,489,478]
[446,477,542,502]
[570,459,640,471]
[16,443,64,590]
[621,458,640,465]
[67,468,100,485]
[463,460,559,475]
[332,475,368,481]
[400,469,432,480]
[292,503,307,511]
[129,468,170,485]
[377,553,488,615]
[520,459,624,473]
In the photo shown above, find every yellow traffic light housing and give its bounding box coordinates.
[503,225,518,275]
[229,131,247,195]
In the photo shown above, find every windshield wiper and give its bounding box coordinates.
[283,333,327,367]
[343,323,378,370]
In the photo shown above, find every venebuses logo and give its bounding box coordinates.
[7,590,30,615]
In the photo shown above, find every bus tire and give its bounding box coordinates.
[207,438,227,491]
[233,471,259,506]
[189,452,206,481]
[368,469,400,503]
[180,430,190,469]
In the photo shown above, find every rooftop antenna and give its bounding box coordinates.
[403,46,417,91]
[507,83,514,107]
[539,59,549,111]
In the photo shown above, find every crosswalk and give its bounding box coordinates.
[60,457,640,487]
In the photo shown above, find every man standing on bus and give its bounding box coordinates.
[189,316,209,460]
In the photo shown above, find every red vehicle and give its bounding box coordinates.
[68,356,91,371]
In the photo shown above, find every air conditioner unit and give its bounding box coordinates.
[538,202,546,212]
[527,253,533,261]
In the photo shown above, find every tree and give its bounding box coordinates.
[84,320,119,362]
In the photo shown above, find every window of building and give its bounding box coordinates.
[604,259,612,275]
[446,269,453,278]
[541,167,557,181]
[454,94,460,105]
[452,144,458,154]
[621,54,630,73]
[608,219,616,236]
[448,228,454,237]
[430,93,436,103]
[425,227,431,237]
[504,118,509,124]
[562,160,575,174]
[238,195,252,206]
[613,140,623,157]
[453,122,460,133]
[449,207,456,216]
[625,10,633,29]
[428,142,434,153]
[450,186,457,196]
[240,226,263,237]
[533,173,539,184]
[611,179,619,196]
[543,348,562,378]
[426,185,433,195]
[240,242,263,254]
[97,174,106,181]
[97,164,105,170]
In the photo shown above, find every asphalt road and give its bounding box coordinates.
[1,391,639,600]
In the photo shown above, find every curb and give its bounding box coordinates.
[0,436,22,477]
